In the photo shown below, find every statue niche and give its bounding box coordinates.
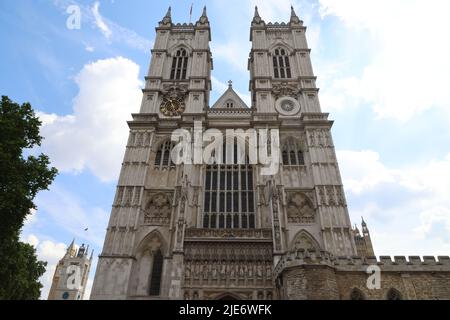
[286,192,315,224]
[144,192,172,225]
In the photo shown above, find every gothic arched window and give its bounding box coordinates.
[203,143,255,229]
[282,139,305,166]
[148,250,163,296]
[273,48,291,79]
[170,48,188,80]
[350,288,365,300]
[386,288,402,300]
[155,140,175,169]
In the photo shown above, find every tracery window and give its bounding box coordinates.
[170,48,188,80]
[282,138,305,166]
[203,143,255,229]
[273,48,291,79]
[155,140,175,169]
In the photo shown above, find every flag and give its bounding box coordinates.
[189,3,193,23]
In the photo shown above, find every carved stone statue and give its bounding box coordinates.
[257,264,263,278]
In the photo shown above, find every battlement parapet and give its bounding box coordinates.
[273,250,450,278]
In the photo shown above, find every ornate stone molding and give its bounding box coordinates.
[272,83,300,100]
[184,228,272,241]
[161,83,189,100]
[316,185,346,207]
[286,191,316,224]
[143,191,173,224]
[184,242,272,262]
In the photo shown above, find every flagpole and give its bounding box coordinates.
[189,3,193,24]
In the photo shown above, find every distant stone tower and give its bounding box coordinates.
[48,240,93,300]
[352,218,375,257]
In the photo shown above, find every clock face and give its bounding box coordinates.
[275,97,300,116]
[160,98,185,117]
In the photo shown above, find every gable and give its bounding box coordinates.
[211,84,249,109]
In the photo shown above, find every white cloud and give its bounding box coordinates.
[92,1,112,39]
[338,149,450,255]
[35,185,109,247]
[318,0,450,121]
[337,150,398,194]
[23,234,40,247]
[38,57,142,182]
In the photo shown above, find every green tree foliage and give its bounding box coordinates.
[0,96,58,299]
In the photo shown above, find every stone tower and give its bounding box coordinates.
[48,240,93,300]
[90,5,357,300]
[352,217,375,257]
[248,6,357,259]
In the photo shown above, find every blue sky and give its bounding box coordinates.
[2,0,450,299]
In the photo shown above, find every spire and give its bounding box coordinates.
[254,6,260,19]
[197,6,209,24]
[290,5,301,24]
[228,80,233,88]
[361,217,370,235]
[66,238,76,257]
[290,6,297,18]
[90,249,94,260]
[252,6,263,24]
[160,6,172,26]
[164,6,172,19]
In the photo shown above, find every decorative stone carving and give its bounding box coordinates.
[317,186,326,206]
[291,231,319,251]
[272,83,299,100]
[335,186,346,206]
[308,129,333,148]
[286,192,315,224]
[183,258,273,288]
[316,186,345,207]
[124,187,133,206]
[132,187,141,206]
[184,228,272,240]
[144,192,173,224]
[176,220,184,245]
[273,220,282,251]
[115,187,124,206]
[184,242,272,262]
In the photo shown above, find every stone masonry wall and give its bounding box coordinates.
[275,251,450,300]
